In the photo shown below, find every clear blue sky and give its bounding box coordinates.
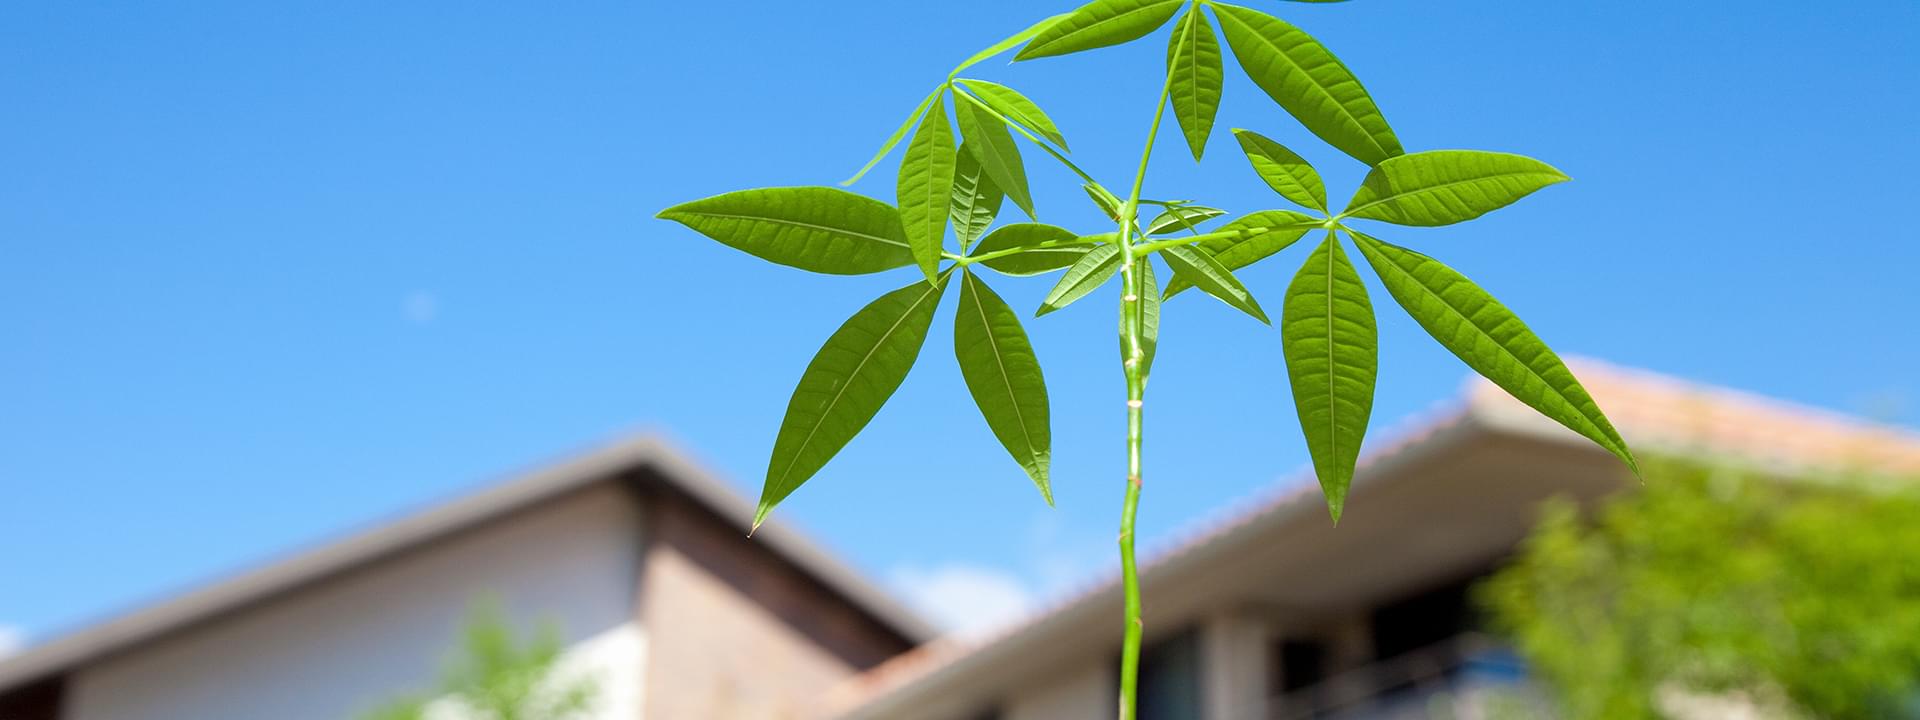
[3,1,1916,641]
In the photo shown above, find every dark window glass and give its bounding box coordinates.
[1275,638,1327,692]
[1138,628,1203,720]
[1370,576,1480,661]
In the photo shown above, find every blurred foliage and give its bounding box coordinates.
[358,600,596,720]
[1480,463,1920,718]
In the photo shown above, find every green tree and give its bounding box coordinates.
[359,602,597,720]
[658,1,1637,715]
[1480,465,1920,718]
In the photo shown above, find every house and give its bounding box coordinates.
[0,437,934,720]
[2,361,1915,720]
[825,361,1920,720]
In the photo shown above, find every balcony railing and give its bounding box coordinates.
[1266,633,1549,720]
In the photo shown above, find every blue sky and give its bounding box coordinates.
[3,1,1916,641]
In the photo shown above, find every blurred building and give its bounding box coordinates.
[0,438,932,720]
[829,361,1920,720]
[1,361,1915,720]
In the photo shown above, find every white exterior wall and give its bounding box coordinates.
[1003,660,1111,720]
[65,483,645,720]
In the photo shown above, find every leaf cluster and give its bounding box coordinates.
[358,601,598,720]
[1480,465,1920,718]
[658,0,1635,526]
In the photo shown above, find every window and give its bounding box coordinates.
[1369,576,1481,661]
[1137,628,1203,720]
[1275,638,1327,693]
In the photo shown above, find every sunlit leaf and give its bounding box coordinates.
[1037,243,1123,316]
[950,143,1004,252]
[1159,244,1269,323]
[1167,7,1224,160]
[1344,150,1568,226]
[1349,230,1637,473]
[757,273,952,526]
[956,272,1053,502]
[952,13,1073,76]
[957,79,1071,150]
[1145,205,1227,235]
[972,223,1092,276]
[1164,209,1317,297]
[898,96,957,283]
[956,98,1037,219]
[658,187,912,275]
[842,86,945,186]
[1083,183,1124,221]
[1234,129,1326,212]
[1212,3,1401,165]
[1282,233,1376,522]
[1016,0,1186,61]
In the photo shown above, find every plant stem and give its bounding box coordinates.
[1114,36,1180,720]
[942,236,1110,266]
[1129,221,1326,257]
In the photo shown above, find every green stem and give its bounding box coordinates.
[950,85,1101,187]
[942,236,1108,266]
[1129,222,1329,257]
[1114,32,1181,720]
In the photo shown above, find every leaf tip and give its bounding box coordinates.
[750,502,774,535]
[1618,446,1643,483]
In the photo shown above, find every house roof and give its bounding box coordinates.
[828,359,1920,718]
[0,434,938,694]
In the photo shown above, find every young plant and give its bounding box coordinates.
[658,1,1636,716]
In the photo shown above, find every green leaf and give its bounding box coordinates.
[1159,244,1269,323]
[955,272,1053,502]
[950,143,1004,252]
[842,86,945,186]
[1233,129,1326,212]
[1121,258,1162,377]
[972,223,1092,276]
[1145,205,1227,235]
[1166,7,1224,160]
[955,98,1037,219]
[1083,183,1124,221]
[1343,150,1569,227]
[1349,231,1637,474]
[658,187,913,275]
[956,79,1070,150]
[1164,209,1317,297]
[1037,243,1123,316]
[1016,0,1186,61]
[951,13,1073,76]
[1211,3,1401,166]
[897,95,957,283]
[757,274,951,526]
[1282,233,1376,522]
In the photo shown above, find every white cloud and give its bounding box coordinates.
[887,564,1036,637]
[0,625,26,659]
[403,290,439,324]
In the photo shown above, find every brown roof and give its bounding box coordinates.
[827,359,1920,716]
